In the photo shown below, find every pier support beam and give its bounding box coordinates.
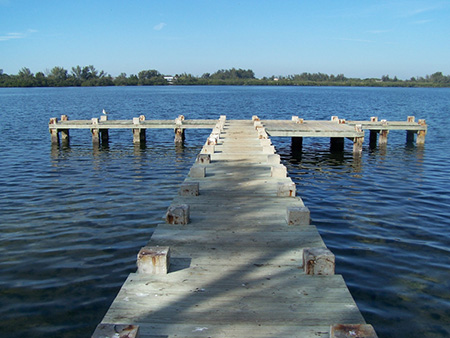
[174,128,185,144]
[100,129,109,143]
[406,130,415,144]
[50,129,59,144]
[133,128,146,143]
[353,137,364,154]
[60,115,70,143]
[291,137,303,152]
[330,137,344,152]
[369,131,378,148]
[379,130,389,145]
[91,128,100,144]
[91,118,100,144]
[417,119,427,145]
[49,118,60,144]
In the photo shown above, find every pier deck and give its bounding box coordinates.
[94,119,376,338]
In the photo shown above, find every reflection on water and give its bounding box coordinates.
[1,86,449,337]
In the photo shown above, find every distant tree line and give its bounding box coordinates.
[1,66,449,88]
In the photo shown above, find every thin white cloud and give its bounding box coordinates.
[154,23,167,31]
[399,2,448,18]
[336,37,374,43]
[367,29,392,34]
[412,19,433,24]
[0,29,37,42]
[0,32,25,41]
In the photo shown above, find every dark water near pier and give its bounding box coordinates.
[0,86,449,337]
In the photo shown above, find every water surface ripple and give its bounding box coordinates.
[0,86,449,337]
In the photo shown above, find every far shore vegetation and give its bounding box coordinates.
[1,66,449,88]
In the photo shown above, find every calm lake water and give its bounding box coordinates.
[0,86,449,337]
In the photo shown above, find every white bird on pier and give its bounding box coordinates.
[102,109,108,115]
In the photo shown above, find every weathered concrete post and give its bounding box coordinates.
[91,118,100,144]
[137,246,170,274]
[379,120,389,145]
[369,117,378,148]
[277,182,296,197]
[174,115,185,145]
[174,128,185,144]
[196,154,211,164]
[49,117,59,144]
[179,182,200,196]
[417,119,427,145]
[166,204,190,224]
[286,206,310,225]
[60,115,70,143]
[303,247,335,275]
[353,124,364,154]
[132,117,146,143]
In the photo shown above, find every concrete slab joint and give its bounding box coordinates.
[137,246,170,274]
[166,204,190,224]
[286,206,310,225]
[303,247,335,275]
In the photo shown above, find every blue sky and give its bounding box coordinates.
[1,0,449,79]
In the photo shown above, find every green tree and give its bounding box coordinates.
[48,66,68,86]
[137,69,165,85]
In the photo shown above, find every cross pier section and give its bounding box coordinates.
[49,115,427,153]
[48,114,218,145]
[263,115,427,153]
[91,116,380,338]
